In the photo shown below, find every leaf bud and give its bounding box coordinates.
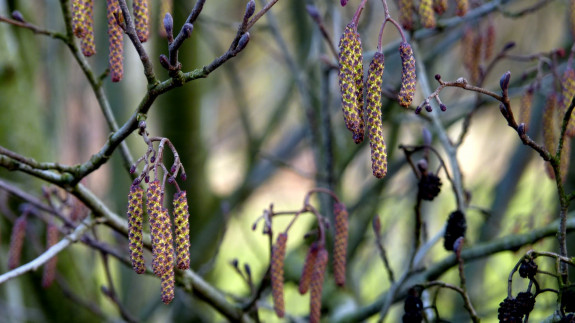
[130,165,136,174]
[236,32,250,52]
[500,71,511,92]
[518,123,526,135]
[182,23,193,38]
[440,103,447,111]
[159,54,170,69]
[245,0,256,19]
[425,103,432,112]
[163,13,174,39]
[11,10,24,22]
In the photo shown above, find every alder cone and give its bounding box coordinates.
[271,233,287,318]
[298,242,319,294]
[310,248,328,323]
[333,202,349,286]
[366,52,388,179]
[398,42,416,108]
[338,24,365,143]
[443,210,466,251]
[128,185,146,274]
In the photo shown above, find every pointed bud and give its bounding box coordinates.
[11,10,24,22]
[182,23,194,38]
[163,13,174,42]
[160,54,170,69]
[518,123,526,136]
[245,0,256,19]
[235,32,250,53]
[500,71,511,93]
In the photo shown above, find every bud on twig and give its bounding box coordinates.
[245,0,256,20]
[11,10,24,22]
[163,13,174,43]
[500,71,511,94]
[235,32,250,53]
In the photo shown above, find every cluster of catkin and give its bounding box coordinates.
[399,0,468,31]
[538,65,575,181]
[270,203,349,322]
[71,0,171,82]
[460,20,496,84]
[338,24,416,179]
[7,211,59,288]
[126,180,190,304]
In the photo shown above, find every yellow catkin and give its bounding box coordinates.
[338,24,365,144]
[8,215,28,270]
[42,223,59,288]
[159,0,173,38]
[333,202,349,286]
[484,21,495,61]
[398,0,414,30]
[560,136,571,182]
[433,0,448,15]
[173,191,190,270]
[398,42,416,107]
[133,0,149,43]
[107,0,124,82]
[310,248,328,323]
[298,242,319,294]
[72,0,88,38]
[271,233,287,318]
[366,52,388,179]
[455,0,469,17]
[128,185,146,274]
[561,68,575,137]
[543,93,559,179]
[419,0,436,29]
[161,266,175,304]
[79,0,96,57]
[519,88,533,133]
[147,180,166,277]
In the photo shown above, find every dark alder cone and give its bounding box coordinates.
[398,42,416,108]
[128,185,146,274]
[515,292,535,316]
[333,202,349,286]
[8,215,27,270]
[366,52,388,178]
[133,0,150,43]
[443,210,466,251]
[173,191,190,270]
[417,173,442,201]
[455,0,469,16]
[402,288,423,323]
[418,0,436,29]
[310,248,328,323]
[42,223,59,288]
[433,0,447,14]
[561,285,575,313]
[299,242,319,294]
[398,0,414,30]
[271,233,287,318]
[107,0,124,82]
[338,23,365,143]
[498,298,522,322]
[518,258,537,279]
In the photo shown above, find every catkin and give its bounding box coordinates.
[161,266,175,304]
[519,88,533,133]
[147,180,166,277]
[128,185,146,274]
[560,136,571,182]
[107,0,124,82]
[271,233,287,318]
[455,0,469,17]
[333,202,349,286]
[418,0,436,29]
[173,191,190,270]
[42,223,59,288]
[338,24,365,144]
[72,0,88,38]
[8,215,28,270]
[570,0,575,38]
[310,248,328,323]
[298,242,319,294]
[561,68,575,137]
[398,0,414,30]
[543,93,559,179]
[78,0,96,57]
[133,0,149,43]
[433,0,447,15]
[484,22,495,61]
[398,42,416,108]
[366,52,388,179]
